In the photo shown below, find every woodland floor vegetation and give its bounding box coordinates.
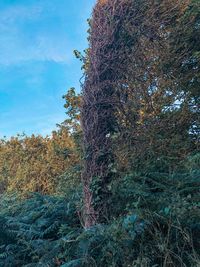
[0,0,199,266]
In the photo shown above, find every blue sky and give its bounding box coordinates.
[0,0,95,138]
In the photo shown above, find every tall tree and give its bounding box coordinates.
[81,0,198,227]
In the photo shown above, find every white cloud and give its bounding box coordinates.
[0,2,73,66]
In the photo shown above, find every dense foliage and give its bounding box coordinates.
[0,154,199,266]
[0,88,81,195]
[0,0,199,266]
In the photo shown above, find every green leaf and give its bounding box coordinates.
[61,259,83,267]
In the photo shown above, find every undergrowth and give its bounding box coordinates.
[0,154,199,267]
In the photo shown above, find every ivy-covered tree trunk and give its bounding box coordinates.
[81,0,125,227]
